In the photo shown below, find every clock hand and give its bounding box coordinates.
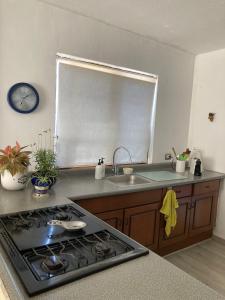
[22,93,32,100]
[19,93,31,105]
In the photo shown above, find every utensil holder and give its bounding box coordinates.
[176,160,185,173]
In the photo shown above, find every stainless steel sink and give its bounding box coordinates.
[107,174,151,187]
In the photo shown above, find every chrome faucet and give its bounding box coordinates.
[112,146,132,175]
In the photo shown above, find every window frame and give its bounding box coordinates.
[55,53,158,167]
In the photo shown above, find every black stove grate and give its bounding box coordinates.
[23,230,133,281]
[1,205,84,232]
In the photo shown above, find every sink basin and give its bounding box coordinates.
[107,174,151,187]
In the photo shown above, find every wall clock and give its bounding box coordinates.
[7,82,39,114]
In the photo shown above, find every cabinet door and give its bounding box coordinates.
[123,203,160,250]
[159,197,191,248]
[189,192,218,237]
[95,209,123,231]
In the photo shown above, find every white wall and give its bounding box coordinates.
[188,48,225,239]
[0,0,194,162]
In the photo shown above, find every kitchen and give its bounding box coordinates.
[1,0,225,299]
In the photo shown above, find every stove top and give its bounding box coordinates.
[0,205,103,250]
[0,204,149,296]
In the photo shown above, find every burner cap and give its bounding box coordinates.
[55,212,70,221]
[94,242,112,256]
[41,255,68,273]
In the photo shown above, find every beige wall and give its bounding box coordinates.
[0,0,194,162]
[188,48,225,239]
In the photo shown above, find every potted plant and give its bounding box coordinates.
[0,142,31,190]
[31,149,57,196]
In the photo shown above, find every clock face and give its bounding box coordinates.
[7,83,39,113]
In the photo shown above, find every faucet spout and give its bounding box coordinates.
[112,146,132,175]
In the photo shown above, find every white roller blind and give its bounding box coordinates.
[55,56,157,168]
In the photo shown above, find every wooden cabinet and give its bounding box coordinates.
[189,193,218,237]
[159,197,191,248]
[171,185,192,198]
[158,180,220,255]
[76,189,163,251]
[123,203,160,250]
[95,209,123,231]
[76,189,162,214]
[76,179,221,256]
[193,180,220,196]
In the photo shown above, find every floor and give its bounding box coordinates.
[166,238,225,297]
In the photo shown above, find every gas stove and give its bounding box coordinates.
[0,204,149,296]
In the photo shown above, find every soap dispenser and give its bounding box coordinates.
[95,159,102,179]
[100,157,105,178]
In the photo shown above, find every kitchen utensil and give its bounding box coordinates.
[172,147,177,158]
[47,220,87,231]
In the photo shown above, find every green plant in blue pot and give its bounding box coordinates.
[32,149,57,196]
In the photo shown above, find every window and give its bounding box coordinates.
[55,53,158,168]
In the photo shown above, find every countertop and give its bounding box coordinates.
[0,166,224,299]
[0,167,224,216]
[55,168,225,201]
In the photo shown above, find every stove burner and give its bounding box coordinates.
[12,219,32,231]
[94,242,112,257]
[19,229,141,289]
[54,212,70,221]
[41,255,68,273]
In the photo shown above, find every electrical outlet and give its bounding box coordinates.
[165,153,172,160]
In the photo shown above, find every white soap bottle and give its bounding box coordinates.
[101,157,105,178]
[95,159,102,179]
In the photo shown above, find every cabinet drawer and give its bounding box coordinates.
[163,185,192,199]
[76,189,163,214]
[193,180,220,196]
[173,185,192,198]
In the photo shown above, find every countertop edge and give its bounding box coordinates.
[68,172,225,201]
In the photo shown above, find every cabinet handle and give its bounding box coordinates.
[124,218,129,226]
[188,201,195,209]
[205,185,210,189]
[176,190,181,194]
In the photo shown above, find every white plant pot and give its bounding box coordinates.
[1,170,27,190]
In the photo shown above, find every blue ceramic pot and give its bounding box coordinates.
[31,176,56,189]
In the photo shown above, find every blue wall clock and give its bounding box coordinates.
[7,82,39,114]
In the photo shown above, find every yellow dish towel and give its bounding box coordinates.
[160,190,179,237]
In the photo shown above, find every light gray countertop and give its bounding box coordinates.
[55,168,225,201]
[0,166,224,215]
[0,166,224,299]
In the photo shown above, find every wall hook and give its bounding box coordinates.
[208,113,215,122]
